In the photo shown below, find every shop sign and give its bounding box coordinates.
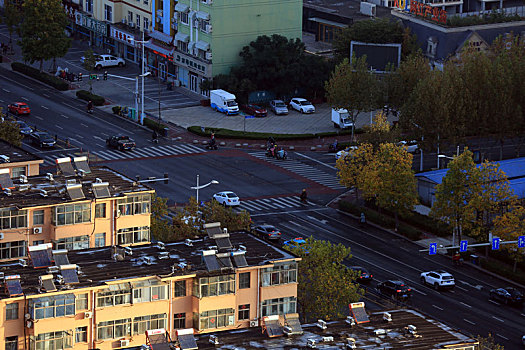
[75,13,107,36]
[174,53,207,74]
[394,0,410,11]
[111,28,135,45]
[408,0,447,24]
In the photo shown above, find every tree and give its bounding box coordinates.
[325,56,380,141]
[150,195,174,242]
[431,150,479,246]
[82,49,97,93]
[3,0,22,51]
[360,111,399,148]
[0,122,23,147]
[19,0,71,71]
[292,237,363,321]
[335,142,373,200]
[202,199,251,233]
[493,205,525,272]
[475,334,505,350]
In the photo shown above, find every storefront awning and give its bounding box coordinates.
[149,30,174,45]
[196,11,210,20]
[308,17,348,28]
[145,41,174,56]
[175,32,190,43]
[195,40,210,51]
[175,3,189,13]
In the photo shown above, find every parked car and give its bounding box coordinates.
[212,191,240,207]
[283,237,308,253]
[253,224,281,241]
[8,102,31,115]
[240,104,267,118]
[335,146,358,160]
[348,266,373,284]
[377,280,412,300]
[81,54,125,69]
[269,100,289,115]
[30,132,56,148]
[420,270,455,290]
[15,120,33,135]
[398,140,419,153]
[489,287,524,306]
[289,98,315,114]
[106,135,136,151]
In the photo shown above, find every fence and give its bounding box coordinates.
[453,5,525,18]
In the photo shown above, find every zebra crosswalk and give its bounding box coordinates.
[249,151,345,190]
[92,143,206,161]
[237,196,316,213]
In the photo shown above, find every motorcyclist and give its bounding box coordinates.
[329,140,338,152]
[359,212,366,226]
[277,148,286,160]
[452,251,461,266]
[267,136,276,148]
[87,100,93,112]
[269,143,277,157]
[300,189,308,203]
[152,130,159,143]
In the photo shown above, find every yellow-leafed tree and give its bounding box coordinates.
[493,205,525,272]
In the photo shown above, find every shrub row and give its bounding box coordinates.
[75,90,105,106]
[187,126,364,140]
[144,117,167,133]
[11,62,69,91]
[479,257,525,285]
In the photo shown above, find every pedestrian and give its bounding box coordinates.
[300,189,308,203]
[359,212,366,226]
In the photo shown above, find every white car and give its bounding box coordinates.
[398,140,419,153]
[212,191,240,206]
[420,270,455,290]
[289,98,315,114]
[335,146,358,160]
[80,54,125,69]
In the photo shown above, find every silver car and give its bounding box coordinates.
[269,100,289,115]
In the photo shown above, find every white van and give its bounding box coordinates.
[210,89,239,115]
[331,109,353,129]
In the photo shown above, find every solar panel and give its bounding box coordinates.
[203,253,220,272]
[0,171,14,189]
[40,275,57,292]
[216,253,232,268]
[52,250,70,267]
[29,248,52,268]
[284,313,303,335]
[73,156,91,174]
[349,302,370,324]
[92,182,111,198]
[66,183,85,200]
[5,276,23,296]
[61,267,79,284]
[178,334,198,350]
[215,237,232,250]
[204,222,222,238]
[232,252,248,267]
[265,320,284,337]
[56,157,76,177]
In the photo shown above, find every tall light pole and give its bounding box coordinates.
[190,175,218,204]
[131,32,148,124]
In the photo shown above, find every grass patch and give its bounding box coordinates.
[187,126,364,140]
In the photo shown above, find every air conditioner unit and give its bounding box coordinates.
[120,339,130,347]
[122,18,127,24]
[157,9,163,17]
[171,23,177,29]
[33,227,43,234]
[250,320,258,327]
[84,311,93,319]
[194,19,199,27]
[205,51,212,60]
[205,24,212,33]
[156,17,162,23]
[0,233,4,240]
[129,22,135,28]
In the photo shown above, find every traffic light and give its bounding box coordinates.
[103,71,108,80]
[78,73,82,81]
[89,74,97,80]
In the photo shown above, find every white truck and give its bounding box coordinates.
[210,89,239,115]
[331,108,354,129]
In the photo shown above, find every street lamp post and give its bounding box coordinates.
[131,32,148,124]
[190,175,219,204]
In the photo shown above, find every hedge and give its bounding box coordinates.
[144,117,167,133]
[75,90,105,106]
[11,62,69,91]
[187,126,364,140]
[479,257,525,285]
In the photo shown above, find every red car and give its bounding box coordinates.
[241,104,267,118]
[8,102,31,115]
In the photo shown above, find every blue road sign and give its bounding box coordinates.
[245,115,255,119]
[429,243,437,255]
[492,237,500,250]
[518,236,525,248]
[460,240,468,252]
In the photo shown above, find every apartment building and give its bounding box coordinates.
[0,140,43,179]
[146,0,302,95]
[0,157,153,261]
[0,226,300,350]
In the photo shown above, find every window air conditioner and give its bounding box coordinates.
[171,23,177,29]
[206,51,212,60]
[156,17,162,23]
[157,9,163,17]
[33,227,43,234]
[0,233,4,240]
[250,320,258,327]
[84,311,93,319]
[120,339,130,347]
[122,18,127,24]
[205,24,212,33]
[129,22,135,28]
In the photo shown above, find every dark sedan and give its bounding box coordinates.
[348,266,373,284]
[241,104,267,118]
[16,120,33,135]
[253,224,281,241]
[489,287,523,306]
[30,132,56,148]
[377,280,412,300]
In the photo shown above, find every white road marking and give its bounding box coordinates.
[496,334,509,340]
[295,152,336,170]
[93,136,105,142]
[521,313,525,317]
[41,105,49,109]
[35,116,43,120]
[55,125,63,130]
[432,305,444,311]
[43,94,50,98]
[61,114,69,119]
[489,300,499,305]
[491,316,504,323]
[2,88,10,93]
[455,285,468,292]
[21,97,29,101]
[463,319,475,325]
[459,302,472,308]
[81,123,89,128]
[75,134,84,139]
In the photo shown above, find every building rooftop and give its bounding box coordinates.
[0,163,153,208]
[304,0,393,22]
[0,139,43,165]
[192,309,476,349]
[0,231,296,299]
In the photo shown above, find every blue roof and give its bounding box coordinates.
[416,157,525,198]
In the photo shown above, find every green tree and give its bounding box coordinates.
[493,205,525,272]
[202,200,251,233]
[0,119,23,147]
[19,0,71,71]
[336,143,373,200]
[82,49,97,93]
[475,334,505,350]
[150,194,174,242]
[325,56,380,141]
[292,237,363,321]
[3,0,22,51]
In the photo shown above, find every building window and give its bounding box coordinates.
[33,331,72,350]
[85,0,93,13]
[194,274,235,298]
[178,41,188,53]
[117,194,151,216]
[180,12,189,25]
[76,293,88,310]
[0,209,27,229]
[33,240,44,246]
[6,302,18,320]
[104,4,112,22]
[239,272,250,289]
[56,235,89,250]
[174,280,186,297]
[95,233,106,247]
[75,326,87,343]
[11,166,26,179]
[199,308,234,330]
[136,14,141,28]
[33,210,44,225]
[128,11,133,23]
[54,204,91,226]
[132,280,168,303]
[96,284,131,307]
[238,304,250,321]
[97,318,131,340]
[0,240,26,259]
[30,294,76,320]
[95,203,106,218]
[199,19,209,32]
[133,314,167,335]
[117,226,150,245]
[261,297,297,317]
[144,17,149,30]
[173,313,186,329]
[5,336,17,350]
[143,0,148,5]
[261,262,297,287]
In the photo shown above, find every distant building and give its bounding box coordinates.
[0,140,43,179]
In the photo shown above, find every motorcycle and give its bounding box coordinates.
[266,146,276,158]
[206,140,218,150]
[329,141,338,153]
[87,108,94,114]
[275,149,287,160]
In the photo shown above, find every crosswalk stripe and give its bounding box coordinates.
[237,196,318,213]
[179,144,204,153]
[162,145,186,155]
[150,146,173,156]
